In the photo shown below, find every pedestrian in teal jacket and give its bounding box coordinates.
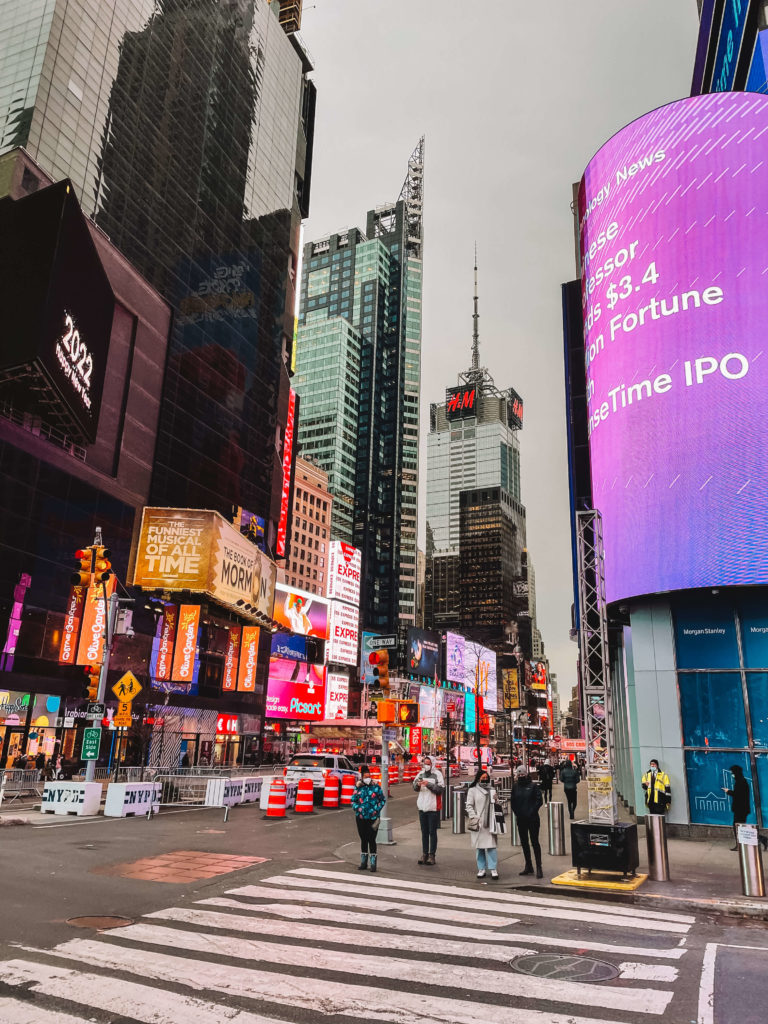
[351,765,386,872]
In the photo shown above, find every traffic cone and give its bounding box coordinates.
[389,764,400,784]
[294,777,314,814]
[266,777,287,818]
[340,774,356,806]
[322,773,340,808]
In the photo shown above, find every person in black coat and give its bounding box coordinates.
[510,765,544,878]
[538,762,554,804]
[724,764,751,851]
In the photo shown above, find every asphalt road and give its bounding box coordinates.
[1,785,767,1023]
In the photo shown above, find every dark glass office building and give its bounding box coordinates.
[295,141,424,630]
[0,0,316,764]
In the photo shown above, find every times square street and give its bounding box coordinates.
[1,779,767,1024]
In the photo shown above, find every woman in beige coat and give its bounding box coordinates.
[465,766,500,879]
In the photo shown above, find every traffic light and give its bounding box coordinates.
[397,700,419,726]
[82,664,100,701]
[369,649,390,691]
[93,546,113,584]
[72,547,94,586]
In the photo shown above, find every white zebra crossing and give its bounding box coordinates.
[2,867,693,1024]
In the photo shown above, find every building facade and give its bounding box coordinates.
[0,0,317,765]
[278,457,332,596]
[295,140,424,630]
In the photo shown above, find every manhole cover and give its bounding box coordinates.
[510,953,619,983]
[67,916,134,930]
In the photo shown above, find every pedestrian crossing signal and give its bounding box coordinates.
[397,700,419,726]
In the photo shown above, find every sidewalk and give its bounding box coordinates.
[336,780,768,920]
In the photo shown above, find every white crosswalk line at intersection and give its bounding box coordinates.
[1,867,693,1024]
[251,872,692,933]
[286,867,697,925]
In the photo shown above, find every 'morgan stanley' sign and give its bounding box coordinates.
[131,508,276,620]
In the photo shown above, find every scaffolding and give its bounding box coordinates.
[576,509,618,825]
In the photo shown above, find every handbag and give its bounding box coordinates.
[436,793,443,812]
[493,800,507,835]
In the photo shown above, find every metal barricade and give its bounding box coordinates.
[0,769,43,805]
[646,814,670,881]
[548,801,566,856]
[452,787,467,833]
[154,774,211,806]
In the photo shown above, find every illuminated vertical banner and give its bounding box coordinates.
[237,626,260,692]
[222,626,242,692]
[59,585,86,664]
[155,604,178,682]
[171,605,200,682]
[76,577,116,666]
[276,389,296,558]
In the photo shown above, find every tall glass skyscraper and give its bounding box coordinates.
[295,140,424,629]
[0,0,316,543]
[425,261,527,637]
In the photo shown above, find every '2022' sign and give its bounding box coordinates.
[55,312,93,410]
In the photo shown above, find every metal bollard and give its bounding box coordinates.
[645,814,670,881]
[510,812,521,847]
[452,787,467,834]
[441,786,451,821]
[739,841,766,897]
[548,801,566,856]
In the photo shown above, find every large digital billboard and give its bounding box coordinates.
[445,632,466,685]
[273,584,328,638]
[266,657,326,720]
[406,628,440,679]
[579,93,768,604]
[327,542,362,606]
[327,601,359,666]
[464,643,498,712]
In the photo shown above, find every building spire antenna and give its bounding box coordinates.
[472,242,480,370]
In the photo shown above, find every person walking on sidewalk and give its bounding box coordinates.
[466,766,501,880]
[559,759,580,819]
[642,758,671,816]
[724,764,751,851]
[413,755,444,866]
[510,765,544,878]
[539,761,554,804]
[351,765,386,872]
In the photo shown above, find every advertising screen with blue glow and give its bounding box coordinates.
[579,93,768,604]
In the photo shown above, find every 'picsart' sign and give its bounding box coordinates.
[580,93,768,603]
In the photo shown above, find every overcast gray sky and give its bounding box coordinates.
[301,1,700,695]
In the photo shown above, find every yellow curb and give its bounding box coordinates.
[550,868,648,892]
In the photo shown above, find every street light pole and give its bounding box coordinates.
[84,590,119,785]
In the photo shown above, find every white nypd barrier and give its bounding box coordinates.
[259,777,298,811]
[241,776,263,803]
[205,777,246,808]
[104,782,162,818]
[41,781,101,816]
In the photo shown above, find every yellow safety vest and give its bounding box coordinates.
[642,769,670,806]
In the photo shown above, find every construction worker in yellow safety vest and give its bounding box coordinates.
[642,758,671,814]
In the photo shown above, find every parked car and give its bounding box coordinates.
[284,754,360,804]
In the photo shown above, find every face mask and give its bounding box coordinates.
[362,777,371,785]
[650,765,657,771]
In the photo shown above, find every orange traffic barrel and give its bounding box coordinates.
[266,777,287,818]
[340,774,356,806]
[389,764,400,784]
[294,777,314,814]
[322,773,340,808]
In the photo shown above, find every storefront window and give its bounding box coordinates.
[674,605,739,669]
[740,608,768,668]
[746,673,768,748]
[685,749,756,827]
[679,672,748,748]
[754,754,768,826]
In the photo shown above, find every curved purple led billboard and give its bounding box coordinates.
[579,93,768,604]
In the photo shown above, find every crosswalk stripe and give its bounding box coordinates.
[1,960,295,1024]
[0,997,90,1024]
[285,868,696,925]
[145,906,535,960]
[201,895,688,959]
[65,922,675,1014]
[618,963,679,982]
[252,874,691,934]
[16,941,658,1024]
[225,884,517,926]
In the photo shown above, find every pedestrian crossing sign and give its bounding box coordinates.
[112,671,143,702]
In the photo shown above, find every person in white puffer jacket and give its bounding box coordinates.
[412,755,444,866]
